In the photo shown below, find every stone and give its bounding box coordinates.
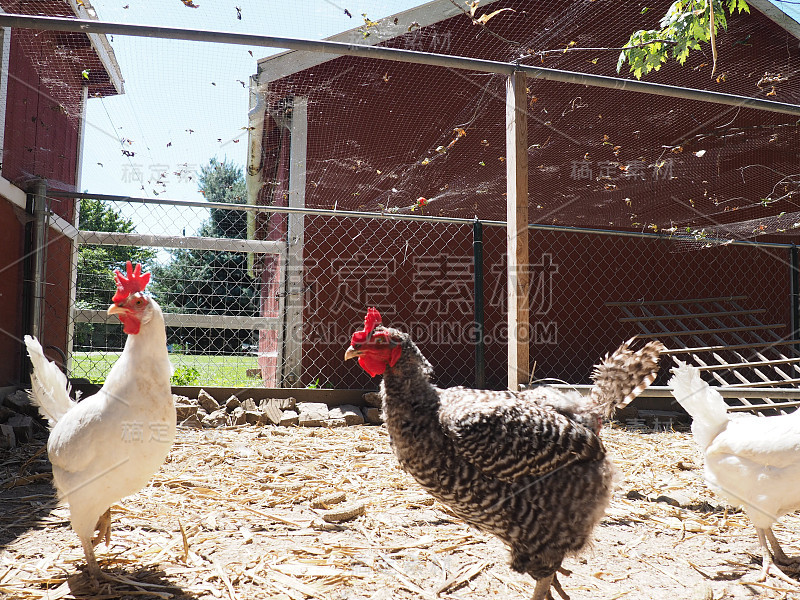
[0,405,15,422]
[229,407,247,426]
[245,411,266,425]
[279,397,297,411]
[329,405,364,426]
[364,407,383,425]
[202,409,227,428]
[4,390,36,416]
[225,395,241,412]
[362,392,382,408]
[197,389,220,413]
[6,414,36,443]
[242,398,258,412]
[180,414,203,429]
[280,410,299,427]
[0,423,16,449]
[175,402,198,421]
[325,417,348,428]
[260,398,283,425]
[297,402,329,427]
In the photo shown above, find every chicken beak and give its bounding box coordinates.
[107,304,127,316]
[344,346,361,361]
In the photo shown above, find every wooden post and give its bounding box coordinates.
[281,96,307,386]
[506,72,529,390]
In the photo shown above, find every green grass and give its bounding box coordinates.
[71,352,262,387]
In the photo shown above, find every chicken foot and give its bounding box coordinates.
[765,528,800,569]
[92,509,112,548]
[756,528,799,586]
[531,568,571,600]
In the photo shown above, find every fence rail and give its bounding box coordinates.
[50,190,800,250]
[78,230,283,253]
[73,309,279,330]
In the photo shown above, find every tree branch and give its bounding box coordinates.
[520,39,679,62]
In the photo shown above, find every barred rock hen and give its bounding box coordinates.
[25,262,175,581]
[345,308,664,599]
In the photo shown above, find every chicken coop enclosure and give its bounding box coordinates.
[3,0,800,396]
[28,188,800,394]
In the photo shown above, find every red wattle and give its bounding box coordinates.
[359,355,387,377]
[118,314,141,335]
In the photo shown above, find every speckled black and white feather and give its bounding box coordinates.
[377,329,664,583]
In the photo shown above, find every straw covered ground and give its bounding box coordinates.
[2,423,799,600]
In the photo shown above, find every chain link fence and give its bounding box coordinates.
[31,190,795,391]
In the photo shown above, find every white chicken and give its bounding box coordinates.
[670,362,800,583]
[24,261,175,580]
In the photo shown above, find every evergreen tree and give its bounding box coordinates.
[151,158,258,354]
[74,198,156,349]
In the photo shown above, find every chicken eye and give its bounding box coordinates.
[134,298,144,307]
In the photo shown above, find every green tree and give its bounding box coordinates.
[199,157,247,239]
[74,198,156,349]
[150,158,258,354]
[618,0,749,79]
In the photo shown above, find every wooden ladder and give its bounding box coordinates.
[607,296,800,413]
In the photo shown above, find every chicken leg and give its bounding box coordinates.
[80,537,103,582]
[79,509,112,584]
[531,568,571,600]
[756,528,799,586]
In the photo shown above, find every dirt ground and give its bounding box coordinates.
[1,423,800,600]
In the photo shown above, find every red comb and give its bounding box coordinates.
[112,261,151,303]
[364,307,382,334]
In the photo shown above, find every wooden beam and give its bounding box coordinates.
[605,295,747,306]
[78,230,283,253]
[281,96,308,387]
[73,309,279,330]
[506,71,529,390]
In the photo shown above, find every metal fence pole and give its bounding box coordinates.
[791,244,799,349]
[29,178,48,341]
[473,218,485,389]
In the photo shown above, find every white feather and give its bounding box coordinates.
[24,335,74,427]
[668,361,728,449]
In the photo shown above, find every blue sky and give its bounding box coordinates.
[80,0,421,237]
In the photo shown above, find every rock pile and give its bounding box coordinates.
[0,387,384,447]
[173,389,383,429]
[1,390,44,449]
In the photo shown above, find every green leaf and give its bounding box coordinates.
[618,0,748,77]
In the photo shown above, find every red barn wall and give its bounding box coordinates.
[302,218,791,390]
[0,200,27,385]
[0,31,81,384]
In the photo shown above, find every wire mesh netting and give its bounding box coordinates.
[4,0,800,389]
[34,193,792,390]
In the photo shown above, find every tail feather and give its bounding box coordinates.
[24,335,74,428]
[668,361,728,449]
[590,337,666,418]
